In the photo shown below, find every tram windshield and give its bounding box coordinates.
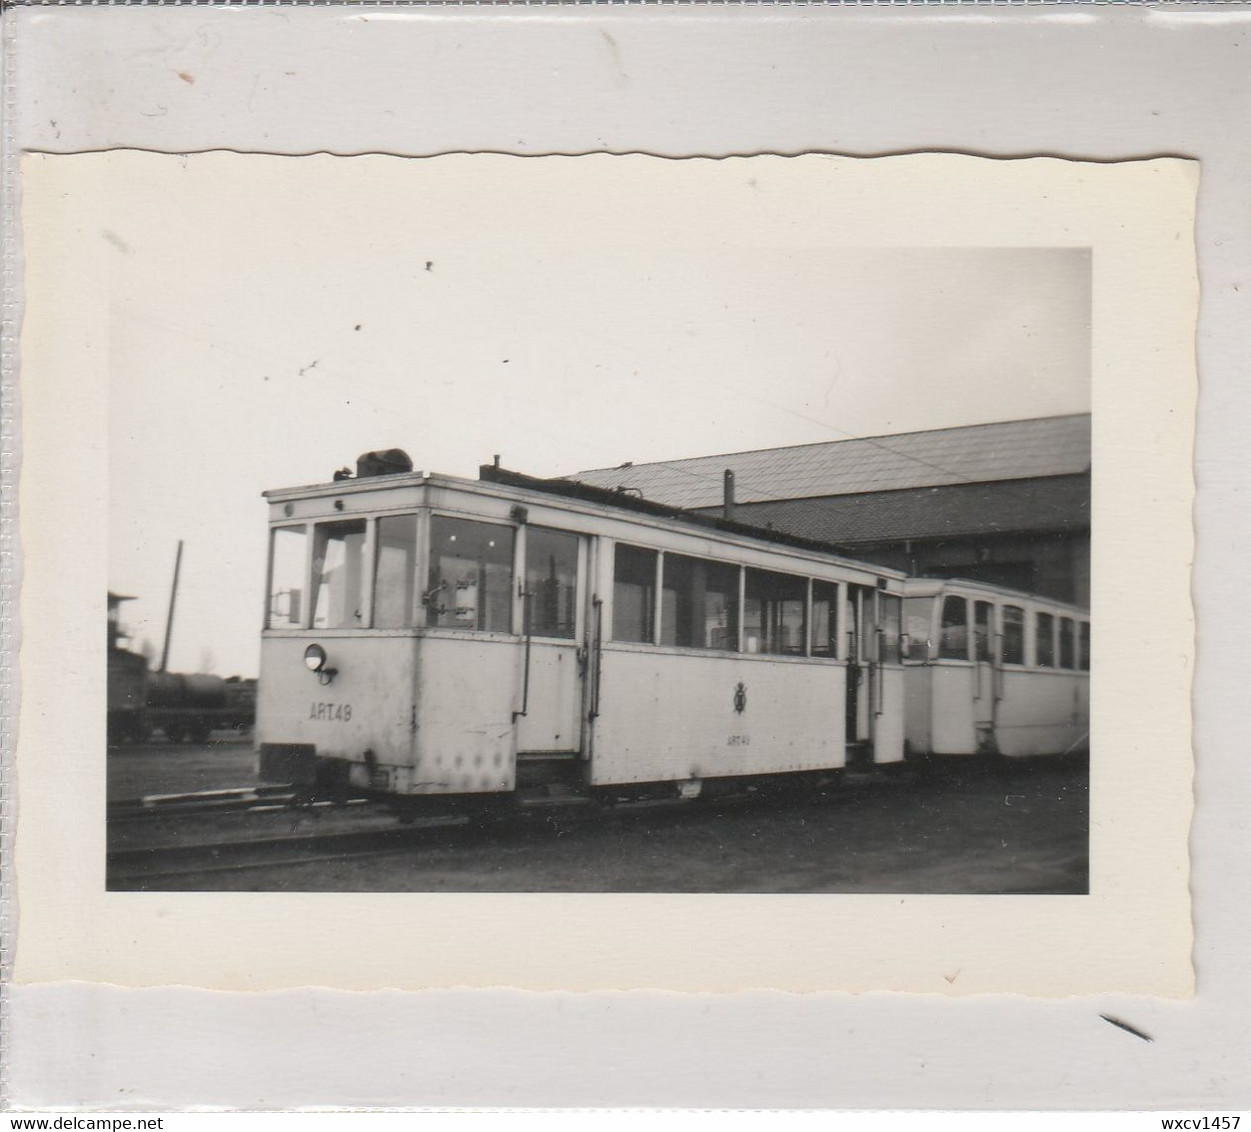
[427,516,514,633]
[939,595,969,660]
[311,520,368,629]
[267,525,307,628]
[374,514,418,629]
[270,511,517,633]
[974,601,994,662]
[903,598,933,660]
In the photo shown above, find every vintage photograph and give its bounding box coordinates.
[99,152,1091,895]
[12,10,1230,1111]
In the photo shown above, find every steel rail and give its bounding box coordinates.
[106,785,372,822]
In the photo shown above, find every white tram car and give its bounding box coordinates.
[256,453,911,810]
[901,579,1090,759]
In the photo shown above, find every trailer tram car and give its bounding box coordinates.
[901,579,1090,759]
[256,451,911,814]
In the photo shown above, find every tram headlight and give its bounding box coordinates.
[303,643,338,685]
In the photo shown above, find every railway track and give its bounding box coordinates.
[105,779,833,886]
[107,759,1061,888]
[106,794,696,886]
[107,814,475,885]
[107,785,372,822]
[107,784,404,884]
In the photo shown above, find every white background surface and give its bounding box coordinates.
[5,2,1248,1111]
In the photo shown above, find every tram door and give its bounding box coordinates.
[972,599,997,750]
[845,583,877,759]
[514,528,588,760]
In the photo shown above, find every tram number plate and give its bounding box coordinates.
[727,734,750,747]
[310,701,353,722]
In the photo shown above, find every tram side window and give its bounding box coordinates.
[811,581,839,657]
[1035,612,1056,668]
[879,593,903,664]
[904,598,933,660]
[1080,622,1091,671]
[939,596,969,660]
[973,601,994,662]
[427,517,514,633]
[744,568,807,655]
[373,514,417,629]
[1001,605,1025,665]
[312,520,368,629]
[661,554,739,650]
[613,544,657,644]
[267,525,307,628]
[1059,617,1075,669]
[525,528,579,639]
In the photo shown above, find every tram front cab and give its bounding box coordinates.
[256,474,584,802]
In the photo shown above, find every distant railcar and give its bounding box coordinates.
[147,671,256,743]
[107,647,149,743]
[902,578,1089,758]
[223,676,258,733]
[256,454,912,812]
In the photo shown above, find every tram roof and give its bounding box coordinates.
[570,414,1091,510]
[265,461,902,573]
[901,576,1090,615]
[476,463,897,568]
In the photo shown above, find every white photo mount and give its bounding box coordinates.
[2,1,1244,1113]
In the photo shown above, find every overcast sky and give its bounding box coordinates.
[94,153,1090,677]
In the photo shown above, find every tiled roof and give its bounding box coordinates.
[703,476,1090,545]
[572,414,1091,509]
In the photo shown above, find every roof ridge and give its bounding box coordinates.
[692,470,1092,507]
[576,413,1091,475]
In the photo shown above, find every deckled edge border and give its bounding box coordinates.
[2,0,1250,9]
[0,0,19,1113]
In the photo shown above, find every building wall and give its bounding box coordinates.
[714,480,1091,608]
[847,531,1090,606]
[682,469,1091,608]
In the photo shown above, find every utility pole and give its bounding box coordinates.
[159,540,183,674]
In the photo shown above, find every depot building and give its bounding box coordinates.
[571,414,1090,608]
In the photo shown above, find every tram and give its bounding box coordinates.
[256,451,910,810]
[902,578,1090,758]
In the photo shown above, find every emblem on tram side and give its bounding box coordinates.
[733,682,747,714]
